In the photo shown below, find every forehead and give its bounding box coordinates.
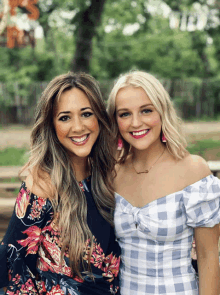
[55,87,91,111]
[115,86,152,109]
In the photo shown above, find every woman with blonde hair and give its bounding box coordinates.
[108,70,220,295]
[0,72,120,295]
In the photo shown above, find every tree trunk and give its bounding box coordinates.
[72,0,107,73]
[191,31,212,117]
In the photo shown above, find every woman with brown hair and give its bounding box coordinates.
[0,72,120,295]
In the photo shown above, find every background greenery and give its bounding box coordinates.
[0,138,219,166]
[1,0,220,121]
[0,0,220,81]
[0,0,220,159]
[0,147,28,166]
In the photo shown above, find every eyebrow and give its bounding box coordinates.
[117,103,154,112]
[57,107,92,117]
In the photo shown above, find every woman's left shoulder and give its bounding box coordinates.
[181,154,211,183]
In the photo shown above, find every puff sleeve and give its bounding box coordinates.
[0,182,53,291]
[183,175,220,228]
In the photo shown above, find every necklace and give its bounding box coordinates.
[132,148,166,174]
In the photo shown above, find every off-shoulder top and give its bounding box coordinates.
[114,174,220,295]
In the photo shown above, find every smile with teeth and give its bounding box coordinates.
[71,134,89,143]
[132,130,149,136]
[130,129,150,139]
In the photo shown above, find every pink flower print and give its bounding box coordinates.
[20,278,38,294]
[18,225,43,255]
[15,188,30,218]
[78,181,85,191]
[102,253,120,282]
[47,284,65,295]
[83,239,105,268]
[12,274,21,284]
[91,252,105,269]
[29,201,42,220]
[6,291,19,295]
[94,242,104,255]
[35,280,47,294]
[82,237,120,284]
[29,197,47,220]
[74,276,84,283]
[37,197,47,207]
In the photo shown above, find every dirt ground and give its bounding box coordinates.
[0,125,31,149]
[0,122,220,149]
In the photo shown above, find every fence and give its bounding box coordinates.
[0,81,48,125]
[0,78,220,125]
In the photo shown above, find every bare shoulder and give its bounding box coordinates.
[181,154,211,184]
[25,170,54,199]
[183,154,210,172]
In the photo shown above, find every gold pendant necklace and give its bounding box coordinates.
[132,148,166,175]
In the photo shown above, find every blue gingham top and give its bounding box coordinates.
[114,174,220,295]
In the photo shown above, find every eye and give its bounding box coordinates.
[119,112,130,118]
[82,111,93,118]
[142,109,152,114]
[59,115,70,122]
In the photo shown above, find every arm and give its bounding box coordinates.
[195,224,219,295]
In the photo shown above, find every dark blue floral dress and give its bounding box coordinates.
[0,177,120,295]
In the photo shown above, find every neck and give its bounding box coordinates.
[70,155,90,182]
[132,139,166,168]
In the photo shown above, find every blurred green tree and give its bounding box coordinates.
[0,0,219,82]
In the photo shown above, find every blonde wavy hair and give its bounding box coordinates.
[21,72,116,278]
[107,71,188,163]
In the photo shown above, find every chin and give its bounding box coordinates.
[75,151,92,158]
[67,148,93,159]
[133,145,151,151]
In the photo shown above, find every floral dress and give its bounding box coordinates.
[0,177,120,295]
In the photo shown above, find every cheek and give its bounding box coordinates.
[150,114,161,127]
[54,122,67,139]
[89,118,99,134]
[117,118,129,132]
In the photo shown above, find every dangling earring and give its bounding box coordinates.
[117,138,123,150]
[162,133,167,143]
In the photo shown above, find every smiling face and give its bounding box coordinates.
[53,87,99,160]
[116,86,162,151]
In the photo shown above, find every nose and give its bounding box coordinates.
[131,113,142,128]
[71,116,85,133]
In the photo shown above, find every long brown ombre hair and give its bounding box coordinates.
[21,72,116,278]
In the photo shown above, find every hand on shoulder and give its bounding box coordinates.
[25,170,54,199]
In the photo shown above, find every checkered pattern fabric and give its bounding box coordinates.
[114,175,220,295]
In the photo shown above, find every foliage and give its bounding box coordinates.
[187,140,220,157]
[0,0,220,118]
[1,139,219,167]
[0,147,28,166]
[172,76,220,119]
[0,76,220,122]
